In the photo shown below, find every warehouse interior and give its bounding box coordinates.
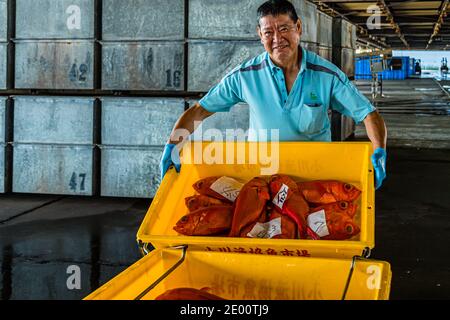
[0,0,449,300]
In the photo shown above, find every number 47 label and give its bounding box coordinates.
[69,172,87,192]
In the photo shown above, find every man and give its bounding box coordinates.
[161,0,387,189]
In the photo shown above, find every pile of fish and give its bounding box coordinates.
[173,175,361,241]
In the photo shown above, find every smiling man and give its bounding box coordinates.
[161,0,388,190]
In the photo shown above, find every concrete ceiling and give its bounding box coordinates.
[313,0,450,50]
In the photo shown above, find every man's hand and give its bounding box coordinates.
[363,111,387,189]
[160,144,181,180]
[371,147,387,190]
[160,103,214,180]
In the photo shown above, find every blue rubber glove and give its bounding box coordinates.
[160,144,181,180]
[371,148,387,190]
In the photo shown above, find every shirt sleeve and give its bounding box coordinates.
[330,73,376,124]
[199,68,244,113]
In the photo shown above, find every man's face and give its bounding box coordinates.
[257,14,302,64]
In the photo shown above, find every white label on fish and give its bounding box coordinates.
[247,218,282,239]
[272,184,289,209]
[209,176,244,202]
[307,209,329,238]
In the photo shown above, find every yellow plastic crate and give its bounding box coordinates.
[85,246,391,300]
[137,142,375,259]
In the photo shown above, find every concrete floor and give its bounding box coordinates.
[354,78,450,149]
[0,146,449,300]
[0,196,150,300]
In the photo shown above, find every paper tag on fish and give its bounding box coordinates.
[210,176,244,202]
[272,184,289,209]
[247,218,282,239]
[307,209,329,238]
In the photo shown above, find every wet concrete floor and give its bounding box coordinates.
[354,78,450,149]
[0,146,449,300]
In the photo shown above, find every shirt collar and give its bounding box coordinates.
[266,45,307,76]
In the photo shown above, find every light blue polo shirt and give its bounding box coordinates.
[199,46,376,141]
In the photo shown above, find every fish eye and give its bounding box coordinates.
[339,201,348,209]
[344,184,353,191]
[180,216,188,222]
[345,225,354,234]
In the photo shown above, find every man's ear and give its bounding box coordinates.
[257,25,264,44]
[257,25,262,38]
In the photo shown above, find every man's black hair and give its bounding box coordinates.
[257,0,299,26]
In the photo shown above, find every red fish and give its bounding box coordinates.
[297,180,361,204]
[269,175,317,239]
[268,209,297,239]
[310,201,358,218]
[173,206,233,236]
[306,202,360,240]
[192,176,232,202]
[185,195,230,212]
[155,288,226,300]
[229,177,270,237]
[241,208,298,240]
[238,207,268,238]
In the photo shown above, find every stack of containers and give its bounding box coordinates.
[0,97,5,193]
[12,96,95,195]
[100,98,184,198]
[2,1,378,198]
[188,0,264,93]
[297,0,319,55]
[100,0,186,198]
[316,10,333,61]
[0,0,6,90]
[14,0,95,89]
[332,18,358,141]
[101,0,185,91]
[332,18,357,79]
[0,0,6,193]
[12,0,96,195]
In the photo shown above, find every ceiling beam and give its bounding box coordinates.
[318,0,377,2]
[368,33,435,36]
[426,0,450,49]
[377,0,410,48]
[350,16,439,23]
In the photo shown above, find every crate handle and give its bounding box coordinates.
[134,245,188,300]
[137,240,153,256]
[341,247,371,300]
